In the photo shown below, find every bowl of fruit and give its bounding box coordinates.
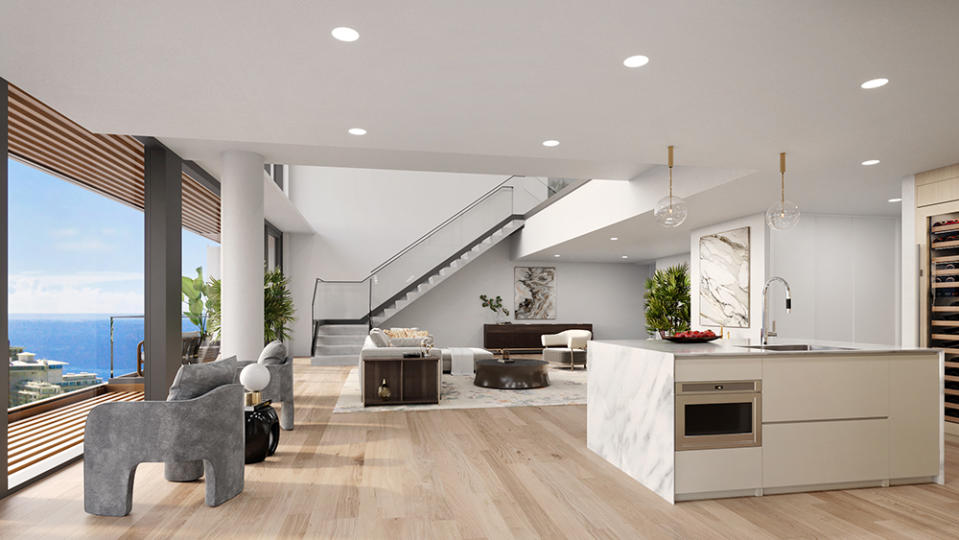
[661,329,719,343]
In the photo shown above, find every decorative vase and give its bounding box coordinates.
[496,310,510,325]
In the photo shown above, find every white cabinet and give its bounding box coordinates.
[675,447,761,496]
[762,419,888,488]
[762,356,888,422]
[889,355,942,479]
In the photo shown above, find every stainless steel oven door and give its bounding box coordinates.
[675,381,762,451]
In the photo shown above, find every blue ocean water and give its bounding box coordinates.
[9,314,201,380]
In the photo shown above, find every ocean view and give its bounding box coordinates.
[9,314,201,380]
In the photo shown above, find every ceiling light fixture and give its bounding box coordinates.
[860,78,888,89]
[623,55,650,68]
[621,255,629,259]
[654,145,687,228]
[766,152,801,230]
[888,197,902,203]
[610,237,619,241]
[331,27,360,42]
[542,139,560,148]
[861,159,880,166]
[348,128,367,136]
[554,254,561,258]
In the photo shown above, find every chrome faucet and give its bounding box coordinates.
[761,277,792,346]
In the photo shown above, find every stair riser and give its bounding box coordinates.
[314,335,367,346]
[317,324,369,335]
[314,344,363,355]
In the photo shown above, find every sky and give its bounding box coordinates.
[7,158,218,314]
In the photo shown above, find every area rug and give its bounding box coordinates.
[333,366,587,413]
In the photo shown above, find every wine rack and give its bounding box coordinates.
[928,213,959,424]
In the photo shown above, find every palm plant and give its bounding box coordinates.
[182,267,210,339]
[644,264,691,335]
[264,268,295,343]
[206,277,222,341]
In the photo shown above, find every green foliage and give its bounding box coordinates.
[264,268,296,344]
[479,294,510,317]
[206,277,222,341]
[644,264,691,335]
[182,267,209,338]
[9,346,24,360]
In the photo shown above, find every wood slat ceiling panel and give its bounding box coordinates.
[7,83,220,241]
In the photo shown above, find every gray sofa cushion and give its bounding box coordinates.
[369,328,391,347]
[257,340,287,365]
[167,355,238,401]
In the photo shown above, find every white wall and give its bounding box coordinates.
[767,213,900,345]
[654,253,690,273]
[900,176,917,346]
[384,240,651,347]
[690,214,768,341]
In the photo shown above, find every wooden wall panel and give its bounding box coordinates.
[6,83,219,241]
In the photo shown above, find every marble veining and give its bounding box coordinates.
[699,226,750,327]
[587,341,675,503]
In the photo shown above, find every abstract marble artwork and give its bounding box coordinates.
[514,266,556,319]
[699,226,750,327]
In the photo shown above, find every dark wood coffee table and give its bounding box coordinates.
[473,358,550,389]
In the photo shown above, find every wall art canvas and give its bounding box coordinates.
[699,226,750,327]
[514,267,556,320]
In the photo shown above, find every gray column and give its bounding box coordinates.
[220,150,264,360]
[144,142,182,400]
[1,78,9,496]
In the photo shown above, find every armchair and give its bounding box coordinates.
[541,329,593,369]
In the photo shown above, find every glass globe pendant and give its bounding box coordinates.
[765,152,800,230]
[654,145,688,228]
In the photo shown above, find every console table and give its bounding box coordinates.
[362,356,440,406]
[483,323,593,352]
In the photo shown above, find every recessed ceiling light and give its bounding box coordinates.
[888,197,902,203]
[861,159,880,166]
[542,139,560,148]
[348,128,367,136]
[621,255,629,259]
[553,254,561,258]
[331,27,360,42]
[623,55,650,68]
[860,78,888,89]
[610,236,619,241]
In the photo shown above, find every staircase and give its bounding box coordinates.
[310,175,563,366]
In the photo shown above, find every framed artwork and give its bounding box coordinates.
[699,226,750,327]
[514,267,556,320]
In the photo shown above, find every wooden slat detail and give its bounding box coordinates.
[946,375,959,382]
[933,255,959,264]
[933,282,959,288]
[934,268,959,276]
[932,222,959,233]
[932,240,959,250]
[932,306,959,312]
[945,388,959,396]
[7,391,144,474]
[932,320,959,326]
[7,83,219,241]
[931,334,959,341]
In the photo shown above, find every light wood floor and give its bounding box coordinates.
[2,359,959,539]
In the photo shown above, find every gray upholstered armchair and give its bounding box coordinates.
[237,340,294,430]
[84,358,245,516]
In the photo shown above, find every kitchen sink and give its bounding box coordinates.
[739,344,856,352]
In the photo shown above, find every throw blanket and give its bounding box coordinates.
[449,347,475,376]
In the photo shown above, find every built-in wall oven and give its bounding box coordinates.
[675,380,762,451]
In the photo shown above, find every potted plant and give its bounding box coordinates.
[480,294,511,324]
[644,263,691,337]
[264,268,296,343]
[182,267,220,361]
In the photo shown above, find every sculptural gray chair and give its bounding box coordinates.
[237,340,295,430]
[84,357,244,516]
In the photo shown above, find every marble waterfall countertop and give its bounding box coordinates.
[589,337,941,357]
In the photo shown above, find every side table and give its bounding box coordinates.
[245,400,280,464]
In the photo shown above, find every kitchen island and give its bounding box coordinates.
[587,338,944,503]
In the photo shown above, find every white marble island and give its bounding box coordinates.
[587,338,944,503]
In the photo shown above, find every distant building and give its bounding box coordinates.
[9,351,103,407]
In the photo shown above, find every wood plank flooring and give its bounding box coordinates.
[1,359,958,539]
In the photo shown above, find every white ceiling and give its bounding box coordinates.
[2,0,958,222]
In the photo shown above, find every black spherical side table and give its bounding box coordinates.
[245,401,280,464]
[473,358,550,389]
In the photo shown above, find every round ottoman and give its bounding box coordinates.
[473,359,550,389]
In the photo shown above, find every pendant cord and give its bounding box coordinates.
[667,145,675,210]
[779,152,786,208]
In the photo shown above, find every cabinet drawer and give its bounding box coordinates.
[676,447,762,495]
[762,356,888,422]
[763,419,888,488]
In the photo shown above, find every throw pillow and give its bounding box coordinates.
[258,340,288,365]
[167,356,238,401]
[389,337,431,347]
[369,328,391,347]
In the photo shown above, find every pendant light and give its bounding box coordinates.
[654,145,688,228]
[765,152,800,230]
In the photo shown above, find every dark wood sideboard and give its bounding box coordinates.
[483,323,593,352]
